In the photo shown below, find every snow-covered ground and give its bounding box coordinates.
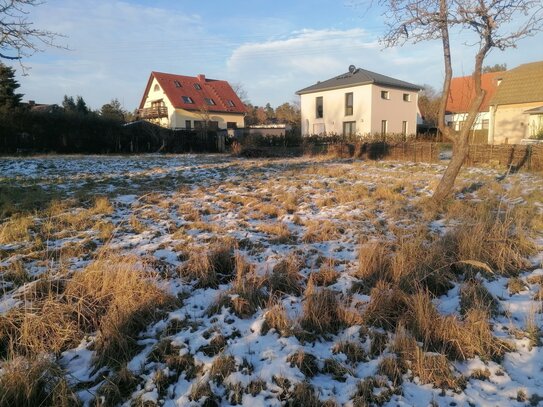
[0,154,542,406]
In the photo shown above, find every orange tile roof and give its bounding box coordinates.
[446,71,503,113]
[139,72,247,115]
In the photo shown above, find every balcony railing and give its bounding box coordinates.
[138,106,168,119]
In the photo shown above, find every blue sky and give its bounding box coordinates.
[8,0,543,111]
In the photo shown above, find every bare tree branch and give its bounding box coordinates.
[0,0,67,71]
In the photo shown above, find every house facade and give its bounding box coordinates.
[296,66,421,137]
[488,61,543,144]
[138,72,246,130]
[445,72,502,138]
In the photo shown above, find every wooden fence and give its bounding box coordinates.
[321,141,543,172]
[466,144,543,172]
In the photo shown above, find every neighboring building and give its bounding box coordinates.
[445,71,502,136]
[296,66,421,137]
[489,61,543,144]
[137,72,246,130]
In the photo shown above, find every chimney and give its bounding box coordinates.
[197,74,206,82]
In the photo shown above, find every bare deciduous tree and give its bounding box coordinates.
[1,0,64,63]
[377,0,543,202]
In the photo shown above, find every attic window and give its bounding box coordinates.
[174,80,182,88]
[204,98,216,106]
[182,96,194,104]
[194,83,202,90]
[154,84,160,92]
[381,90,390,100]
[226,100,235,107]
[403,93,411,102]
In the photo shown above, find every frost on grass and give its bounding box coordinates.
[0,155,541,406]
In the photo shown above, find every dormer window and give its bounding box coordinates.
[182,96,194,104]
[174,80,182,88]
[204,98,216,106]
[194,83,202,90]
[154,84,160,92]
[226,100,235,107]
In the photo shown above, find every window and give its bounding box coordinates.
[343,121,356,137]
[316,96,323,118]
[226,100,235,107]
[381,120,388,135]
[227,122,237,129]
[174,80,182,88]
[482,119,489,129]
[194,83,202,90]
[381,90,390,100]
[402,121,408,136]
[185,120,191,129]
[345,92,353,116]
[182,96,194,104]
[204,98,216,106]
[153,84,160,92]
[403,93,411,102]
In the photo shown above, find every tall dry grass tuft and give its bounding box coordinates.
[390,235,454,296]
[403,290,512,361]
[261,300,293,337]
[0,255,177,370]
[0,214,34,244]
[392,325,464,390]
[299,276,344,336]
[362,280,408,330]
[355,241,392,291]
[94,365,138,407]
[459,279,499,316]
[0,356,79,407]
[267,253,304,296]
[449,206,536,276]
[65,255,178,368]
[287,350,319,377]
[180,240,236,288]
[302,220,342,243]
[208,254,267,318]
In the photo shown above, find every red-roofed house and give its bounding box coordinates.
[445,71,502,140]
[137,72,246,130]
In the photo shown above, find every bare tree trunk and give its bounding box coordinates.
[432,0,490,203]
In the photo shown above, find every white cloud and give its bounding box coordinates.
[225,28,443,105]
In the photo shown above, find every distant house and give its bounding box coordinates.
[296,66,421,137]
[445,72,502,142]
[137,72,246,130]
[488,61,543,144]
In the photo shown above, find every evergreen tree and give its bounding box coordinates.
[62,95,76,112]
[100,98,126,121]
[0,63,23,111]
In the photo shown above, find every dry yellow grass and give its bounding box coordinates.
[355,241,392,290]
[0,214,34,244]
[0,255,177,370]
[267,253,303,296]
[299,277,344,336]
[180,240,235,288]
[0,355,79,407]
[262,301,293,337]
[302,220,341,243]
[258,222,293,244]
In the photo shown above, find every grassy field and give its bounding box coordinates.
[0,154,542,406]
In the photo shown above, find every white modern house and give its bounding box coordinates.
[296,66,421,137]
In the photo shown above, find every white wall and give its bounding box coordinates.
[370,85,418,135]
[300,84,418,136]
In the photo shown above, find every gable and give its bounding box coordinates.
[139,72,246,115]
[490,61,543,106]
